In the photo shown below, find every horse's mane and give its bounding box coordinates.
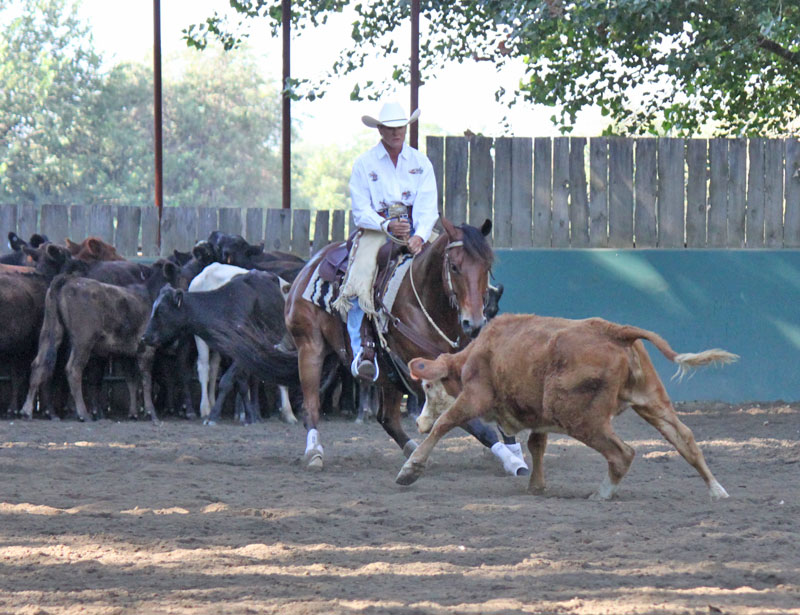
[457,223,494,267]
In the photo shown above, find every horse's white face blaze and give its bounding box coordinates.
[416,379,457,433]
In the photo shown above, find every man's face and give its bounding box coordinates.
[378,124,407,151]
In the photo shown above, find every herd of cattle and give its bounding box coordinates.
[0,230,310,424]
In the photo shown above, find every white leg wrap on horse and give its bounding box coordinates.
[492,442,528,476]
[305,428,322,455]
[506,442,526,463]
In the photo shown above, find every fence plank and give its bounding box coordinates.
[746,139,766,248]
[569,137,589,247]
[17,204,37,242]
[87,205,114,243]
[218,208,243,236]
[265,208,291,252]
[608,137,633,248]
[69,206,86,242]
[0,205,18,245]
[634,139,657,247]
[589,138,608,247]
[245,208,264,244]
[727,139,746,247]
[493,137,512,247]
[444,136,468,225]
[196,207,217,242]
[511,137,533,248]
[468,135,493,228]
[140,207,160,258]
[532,137,551,247]
[426,136,444,215]
[291,208,311,257]
[551,137,570,247]
[686,139,708,247]
[657,138,684,248]
[784,138,800,247]
[161,207,198,256]
[764,138,784,247]
[331,209,346,244]
[708,139,729,247]
[312,210,330,255]
[40,204,69,245]
[115,206,141,258]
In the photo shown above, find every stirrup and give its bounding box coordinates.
[351,349,379,382]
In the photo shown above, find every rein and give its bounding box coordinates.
[408,240,463,350]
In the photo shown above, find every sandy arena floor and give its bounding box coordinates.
[0,402,798,615]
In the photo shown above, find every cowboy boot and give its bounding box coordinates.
[355,316,379,381]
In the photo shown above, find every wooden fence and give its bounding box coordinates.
[3,136,800,256]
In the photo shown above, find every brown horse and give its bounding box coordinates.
[286,217,494,470]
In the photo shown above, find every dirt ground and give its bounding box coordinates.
[0,401,798,615]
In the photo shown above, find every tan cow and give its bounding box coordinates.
[398,313,738,501]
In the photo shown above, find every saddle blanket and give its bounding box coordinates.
[302,252,414,320]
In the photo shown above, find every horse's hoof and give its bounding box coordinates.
[282,414,298,425]
[305,449,324,471]
[402,440,418,459]
[395,461,424,486]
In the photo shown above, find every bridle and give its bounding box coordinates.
[408,239,464,350]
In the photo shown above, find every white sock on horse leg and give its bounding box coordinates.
[506,442,526,462]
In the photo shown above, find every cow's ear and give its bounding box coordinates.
[163,261,179,286]
[245,242,264,257]
[22,245,41,261]
[193,241,215,264]
[86,238,101,255]
[173,289,184,308]
[8,232,24,251]
[408,356,449,381]
[30,233,48,248]
[480,219,492,237]
[46,243,63,260]
[65,238,79,253]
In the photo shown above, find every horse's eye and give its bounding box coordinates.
[450,263,459,274]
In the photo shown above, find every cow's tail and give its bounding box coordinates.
[607,322,739,381]
[38,274,70,370]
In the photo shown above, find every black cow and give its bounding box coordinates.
[142,270,298,425]
[0,232,49,266]
[20,261,173,422]
[206,231,306,282]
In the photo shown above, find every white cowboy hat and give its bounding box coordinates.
[362,101,421,128]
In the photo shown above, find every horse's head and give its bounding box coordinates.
[440,218,493,339]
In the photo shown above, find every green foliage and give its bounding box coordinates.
[1,0,285,208]
[188,0,800,136]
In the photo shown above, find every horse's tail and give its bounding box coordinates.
[603,321,739,381]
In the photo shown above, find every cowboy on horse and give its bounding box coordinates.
[332,101,439,381]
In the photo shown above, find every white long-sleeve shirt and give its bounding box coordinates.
[348,141,439,243]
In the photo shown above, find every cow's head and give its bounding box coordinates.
[142,286,187,347]
[440,218,493,339]
[408,354,464,433]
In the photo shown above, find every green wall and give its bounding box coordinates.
[492,249,800,403]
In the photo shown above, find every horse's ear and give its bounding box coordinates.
[480,219,492,237]
[440,217,457,240]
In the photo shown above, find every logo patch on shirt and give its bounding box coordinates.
[369,171,378,181]
[409,167,423,174]
[402,190,412,200]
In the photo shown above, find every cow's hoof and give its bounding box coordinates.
[402,440,418,459]
[203,419,218,426]
[282,414,298,425]
[396,461,424,486]
[304,448,324,471]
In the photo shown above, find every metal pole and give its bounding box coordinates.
[410,0,420,149]
[282,0,291,209]
[153,0,164,249]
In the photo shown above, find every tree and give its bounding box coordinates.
[187,1,800,136]
[0,0,105,205]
